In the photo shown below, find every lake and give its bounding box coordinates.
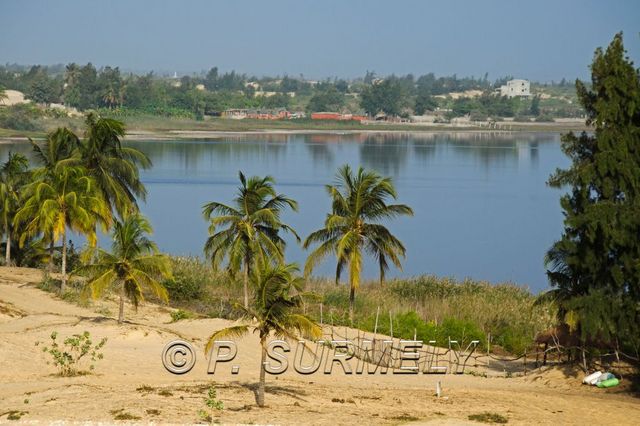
[0,132,569,292]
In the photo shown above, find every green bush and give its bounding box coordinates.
[0,104,41,130]
[162,256,210,301]
[535,114,555,122]
[512,114,531,122]
[170,309,192,322]
[436,317,485,347]
[36,331,107,376]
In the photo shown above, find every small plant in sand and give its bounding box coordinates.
[110,409,141,421]
[468,412,508,424]
[3,410,28,421]
[198,384,224,423]
[170,309,192,323]
[36,331,107,376]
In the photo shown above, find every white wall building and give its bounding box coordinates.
[499,79,530,98]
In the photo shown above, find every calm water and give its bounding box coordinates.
[0,132,569,292]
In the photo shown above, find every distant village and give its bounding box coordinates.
[205,79,532,123]
[1,62,585,130]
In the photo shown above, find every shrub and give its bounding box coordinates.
[436,318,485,347]
[512,114,531,122]
[468,412,508,423]
[0,104,41,131]
[170,309,192,322]
[36,331,107,376]
[162,256,211,301]
[469,111,488,121]
[535,114,555,122]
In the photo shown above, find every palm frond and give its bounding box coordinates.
[204,325,251,357]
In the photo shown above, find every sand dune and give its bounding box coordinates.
[0,266,638,425]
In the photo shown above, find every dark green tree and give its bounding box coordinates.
[530,95,541,116]
[414,90,438,115]
[306,86,345,112]
[26,71,60,105]
[360,79,404,116]
[543,33,640,356]
[204,67,219,91]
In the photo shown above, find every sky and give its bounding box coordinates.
[1,0,639,81]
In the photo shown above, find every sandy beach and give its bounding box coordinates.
[0,266,637,425]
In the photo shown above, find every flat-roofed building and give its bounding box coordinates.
[499,79,530,98]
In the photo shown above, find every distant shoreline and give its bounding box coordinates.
[0,121,588,143]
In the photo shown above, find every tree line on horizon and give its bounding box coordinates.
[0,63,582,126]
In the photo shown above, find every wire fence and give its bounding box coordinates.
[317,324,638,377]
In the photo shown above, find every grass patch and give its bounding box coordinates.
[146,409,160,415]
[468,412,508,423]
[390,413,421,421]
[113,412,141,421]
[2,410,28,421]
[158,389,173,397]
[157,256,554,355]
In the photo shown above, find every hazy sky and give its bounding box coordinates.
[1,0,639,81]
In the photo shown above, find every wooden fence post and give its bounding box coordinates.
[373,306,380,341]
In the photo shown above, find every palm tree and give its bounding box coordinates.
[77,213,172,324]
[77,113,151,216]
[15,164,111,292]
[30,128,80,170]
[304,165,413,322]
[203,171,299,308]
[30,128,81,267]
[0,152,29,265]
[205,262,321,407]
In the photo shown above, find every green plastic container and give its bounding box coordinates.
[596,377,619,388]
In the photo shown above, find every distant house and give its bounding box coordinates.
[499,79,530,98]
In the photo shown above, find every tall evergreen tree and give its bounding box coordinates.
[543,33,640,355]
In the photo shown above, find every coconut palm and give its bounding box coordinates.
[30,128,81,266]
[203,171,299,308]
[15,164,111,292]
[76,213,171,324]
[76,113,151,216]
[30,127,80,171]
[304,165,413,321]
[0,152,29,265]
[205,262,321,407]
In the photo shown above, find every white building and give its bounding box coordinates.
[499,79,530,98]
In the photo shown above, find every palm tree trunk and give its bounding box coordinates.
[60,231,67,293]
[257,337,267,407]
[48,238,55,272]
[118,283,125,324]
[349,285,355,324]
[5,227,10,266]
[243,259,249,309]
